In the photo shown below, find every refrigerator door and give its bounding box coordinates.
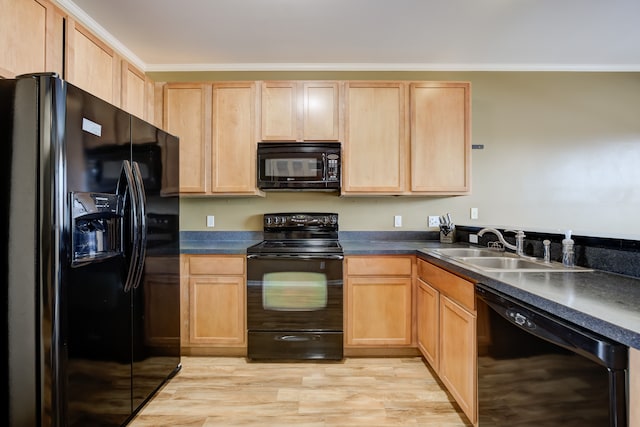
[130,117,181,412]
[64,83,135,426]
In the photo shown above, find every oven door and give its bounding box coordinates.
[247,253,343,332]
[247,253,344,360]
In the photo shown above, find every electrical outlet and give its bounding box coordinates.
[469,234,479,244]
[428,216,440,227]
[470,207,479,220]
[394,215,402,227]
[206,215,215,228]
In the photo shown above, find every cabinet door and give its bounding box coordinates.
[0,0,64,78]
[261,81,299,141]
[346,276,412,346]
[343,82,408,194]
[65,19,121,105]
[410,82,470,194]
[211,82,260,194]
[189,275,246,345]
[416,278,439,370]
[163,83,212,193]
[439,295,477,424]
[121,61,147,119]
[144,274,180,347]
[302,81,340,141]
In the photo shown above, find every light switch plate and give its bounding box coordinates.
[207,215,215,227]
[394,215,402,227]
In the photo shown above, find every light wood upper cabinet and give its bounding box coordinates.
[260,81,340,141]
[121,61,148,120]
[302,81,341,141]
[211,82,262,194]
[261,81,298,141]
[163,83,211,194]
[411,82,471,194]
[343,82,409,194]
[161,82,262,196]
[65,19,121,105]
[0,0,64,78]
[345,256,414,347]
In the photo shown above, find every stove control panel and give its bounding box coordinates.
[263,213,338,229]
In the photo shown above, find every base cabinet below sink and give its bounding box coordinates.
[417,258,477,425]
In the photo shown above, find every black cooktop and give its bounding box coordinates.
[247,239,343,255]
[247,212,342,255]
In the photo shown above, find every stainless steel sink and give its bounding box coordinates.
[424,247,593,272]
[459,256,592,272]
[432,248,515,258]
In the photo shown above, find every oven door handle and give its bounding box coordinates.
[247,254,344,260]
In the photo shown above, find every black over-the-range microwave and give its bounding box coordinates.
[257,142,341,191]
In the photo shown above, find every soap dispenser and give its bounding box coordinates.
[562,230,575,268]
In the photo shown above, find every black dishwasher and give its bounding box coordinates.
[476,284,628,427]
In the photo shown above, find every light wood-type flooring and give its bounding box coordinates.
[129,356,471,426]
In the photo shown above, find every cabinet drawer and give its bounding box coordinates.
[145,256,179,275]
[346,256,413,276]
[418,259,475,312]
[188,255,245,275]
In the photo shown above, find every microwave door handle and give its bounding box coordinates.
[131,161,147,289]
[117,160,140,293]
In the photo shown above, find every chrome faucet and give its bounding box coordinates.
[477,228,527,256]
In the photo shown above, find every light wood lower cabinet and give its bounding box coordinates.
[416,277,439,369]
[143,256,180,348]
[417,258,477,425]
[631,347,640,427]
[181,255,246,355]
[345,256,414,347]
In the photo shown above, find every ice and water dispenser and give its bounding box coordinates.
[71,192,123,266]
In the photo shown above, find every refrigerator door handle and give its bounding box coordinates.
[117,160,141,293]
[131,161,147,289]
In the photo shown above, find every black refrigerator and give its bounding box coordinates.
[1,73,181,426]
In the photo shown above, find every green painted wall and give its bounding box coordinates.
[148,71,640,240]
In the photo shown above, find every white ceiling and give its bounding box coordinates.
[56,0,640,72]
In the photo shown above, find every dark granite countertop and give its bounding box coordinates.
[417,245,640,350]
[178,232,640,350]
[180,231,261,255]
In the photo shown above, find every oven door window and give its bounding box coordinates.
[263,272,327,311]
[247,256,343,331]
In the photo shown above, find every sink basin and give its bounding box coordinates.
[423,247,593,272]
[462,257,552,271]
[432,248,514,258]
[459,256,592,272]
